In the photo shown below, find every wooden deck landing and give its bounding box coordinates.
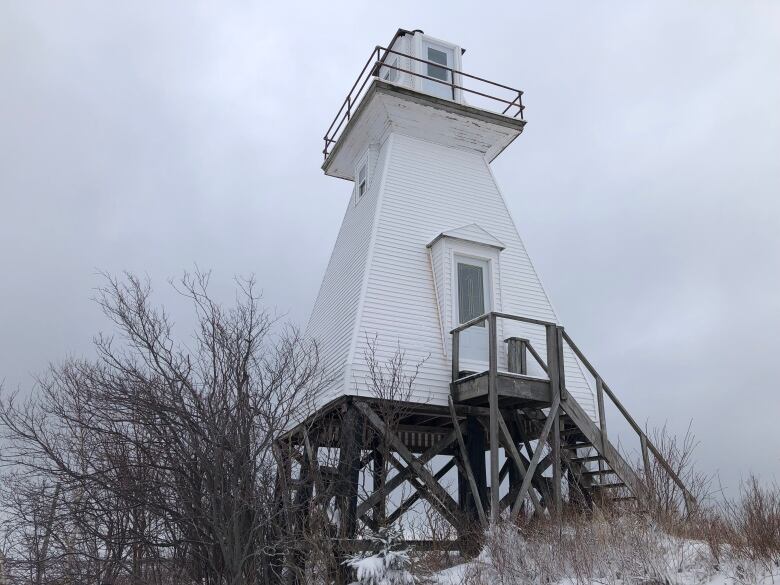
[451,371,551,406]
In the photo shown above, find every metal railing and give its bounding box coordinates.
[449,311,696,515]
[323,45,525,161]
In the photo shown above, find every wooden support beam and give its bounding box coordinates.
[382,445,462,530]
[545,324,563,517]
[337,404,362,540]
[372,448,386,527]
[496,410,545,516]
[448,396,487,527]
[355,402,464,532]
[291,450,312,584]
[452,329,460,381]
[509,396,560,518]
[488,313,500,523]
[385,458,457,526]
[356,427,459,519]
[506,337,528,375]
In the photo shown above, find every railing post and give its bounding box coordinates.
[451,330,460,383]
[506,337,528,375]
[596,375,607,478]
[546,324,562,517]
[640,433,651,489]
[596,376,607,447]
[556,326,567,401]
[488,313,500,523]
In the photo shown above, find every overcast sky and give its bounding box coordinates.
[1,1,778,496]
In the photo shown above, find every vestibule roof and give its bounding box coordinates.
[426,223,506,250]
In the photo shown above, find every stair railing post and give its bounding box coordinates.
[546,324,563,518]
[640,433,652,501]
[451,330,460,383]
[488,313,500,523]
[555,326,567,401]
[596,375,607,479]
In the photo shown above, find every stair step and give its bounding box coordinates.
[570,455,603,463]
[593,482,626,489]
[562,429,586,438]
[563,442,593,449]
[582,469,616,476]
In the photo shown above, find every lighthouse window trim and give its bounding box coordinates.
[355,152,369,204]
[454,254,492,328]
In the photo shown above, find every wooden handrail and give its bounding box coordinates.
[561,329,695,511]
[450,311,555,335]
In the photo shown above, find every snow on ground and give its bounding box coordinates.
[428,525,780,585]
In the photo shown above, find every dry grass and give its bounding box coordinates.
[433,476,780,585]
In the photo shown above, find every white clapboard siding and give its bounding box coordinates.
[306,143,389,398]
[308,131,596,417]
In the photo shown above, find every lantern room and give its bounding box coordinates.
[377,29,465,102]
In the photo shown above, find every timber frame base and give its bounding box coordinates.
[273,313,696,584]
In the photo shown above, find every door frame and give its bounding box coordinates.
[412,33,463,102]
[453,252,495,369]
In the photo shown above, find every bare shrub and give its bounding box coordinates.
[0,271,326,585]
[640,423,712,528]
[716,476,780,581]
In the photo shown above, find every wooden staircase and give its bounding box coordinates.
[450,311,696,520]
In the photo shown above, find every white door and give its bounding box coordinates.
[421,41,455,100]
[455,257,491,365]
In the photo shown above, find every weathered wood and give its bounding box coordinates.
[355,402,463,531]
[596,375,607,477]
[555,326,568,401]
[510,396,560,517]
[337,405,362,540]
[561,330,694,508]
[461,416,488,521]
[488,313,500,522]
[356,427,459,518]
[385,458,457,525]
[525,341,548,373]
[382,445,463,530]
[291,450,312,585]
[495,411,545,516]
[448,396,487,526]
[559,395,646,503]
[452,330,460,381]
[640,432,651,499]
[506,337,528,375]
[372,448,386,526]
[546,324,563,517]
[452,371,551,404]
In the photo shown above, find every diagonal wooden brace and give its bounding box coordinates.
[355,401,464,532]
[511,395,561,518]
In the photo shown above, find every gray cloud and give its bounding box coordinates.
[1,1,778,495]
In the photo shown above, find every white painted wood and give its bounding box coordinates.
[323,81,522,181]
[308,79,596,417]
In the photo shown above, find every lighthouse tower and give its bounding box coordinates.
[307,29,596,413]
[275,30,693,583]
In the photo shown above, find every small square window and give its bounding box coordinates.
[358,164,367,197]
[383,57,399,82]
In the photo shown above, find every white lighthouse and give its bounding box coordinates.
[307,29,596,415]
[275,32,694,583]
